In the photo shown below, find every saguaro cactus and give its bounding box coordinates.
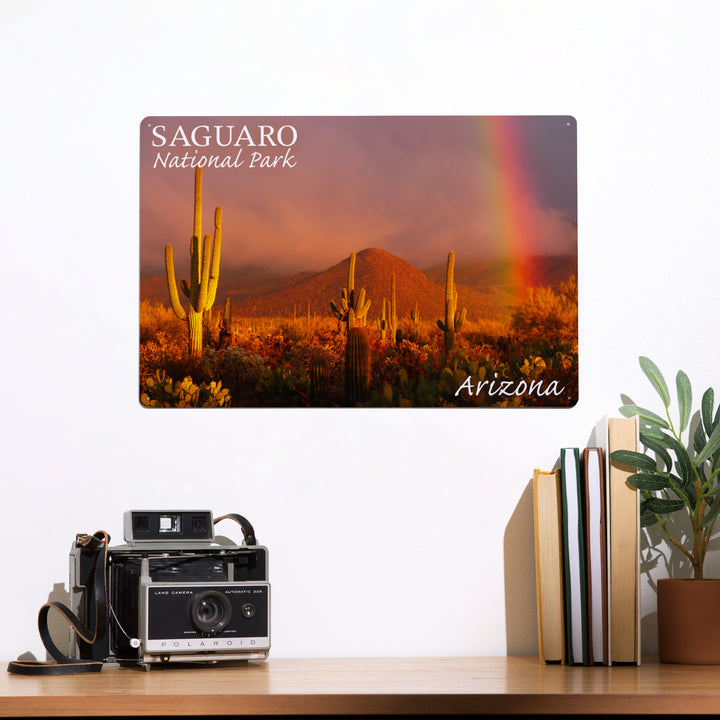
[165,167,223,359]
[388,273,398,345]
[330,252,371,331]
[223,297,232,328]
[437,250,466,353]
[410,301,420,341]
[377,298,388,340]
[345,318,371,406]
[309,355,330,405]
[218,297,232,349]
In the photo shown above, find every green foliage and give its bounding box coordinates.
[612,356,720,579]
[141,369,231,408]
[256,363,310,403]
[201,346,268,402]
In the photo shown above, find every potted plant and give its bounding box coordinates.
[611,356,720,663]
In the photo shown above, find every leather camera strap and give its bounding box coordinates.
[7,531,109,676]
[214,513,257,546]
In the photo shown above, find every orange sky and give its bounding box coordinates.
[140,116,577,280]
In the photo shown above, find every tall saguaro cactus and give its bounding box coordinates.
[388,273,398,345]
[330,251,371,332]
[410,301,420,341]
[165,167,223,360]
[377,298,388,340]
[309,355,330,406]
[218,297,232,349]
[437,251,466,353]
[345,317,371,406]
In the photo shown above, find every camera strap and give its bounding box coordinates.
[7,531,109,676]
[214,513,257,546]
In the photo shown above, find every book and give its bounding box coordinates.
[560,448,589,665]
[532,468,565,664]
[606,416,641,664]
[583,447,608,665]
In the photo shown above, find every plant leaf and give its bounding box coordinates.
[696,420,720,467]
[702,388,715,436]
[676,370,692,433]
[627,473,670,491]
[672,472,697,505]
[640,510,661,527]
[619,404,670,429]
[610,449,658,472]
[640,432,673,472]
[639,356,670,409]
[697,460,709,484]
[701,495,720,528]
[694,422,707,455]
[648,431,694,483]
[660,435,695,484]
[641,497,685,515]
[641,425,669,440]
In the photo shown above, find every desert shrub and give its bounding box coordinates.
[138,296,578,407]
[139,332,196,384]
[275,320,307,344]
[256,363,311,405]
[140,301,185,344]
[201,346,269,405]
[364,346,512,408]
[462,318,513,349]
[140,370,231,408]
[511,276,577,345]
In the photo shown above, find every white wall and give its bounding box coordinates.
[2,0,719,662]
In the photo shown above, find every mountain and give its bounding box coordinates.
[141,275,170,307]
[140,269,317,307]
[140,248,573,323]
[422,254,577,293]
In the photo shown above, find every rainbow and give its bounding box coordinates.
[472,116,541,297]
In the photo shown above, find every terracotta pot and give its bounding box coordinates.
[658,578,720,664]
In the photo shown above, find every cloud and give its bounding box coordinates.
[140,117,577,277]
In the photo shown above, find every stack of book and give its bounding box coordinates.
[533,416,641,665]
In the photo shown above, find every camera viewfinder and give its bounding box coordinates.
[159,514,181,533]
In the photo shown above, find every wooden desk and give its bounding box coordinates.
[2,656,720,717]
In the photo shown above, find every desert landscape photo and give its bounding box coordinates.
[139,116,578,408]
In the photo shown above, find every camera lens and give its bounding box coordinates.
[189,591,232,635]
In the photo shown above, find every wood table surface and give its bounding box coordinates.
[3,656,720,716]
